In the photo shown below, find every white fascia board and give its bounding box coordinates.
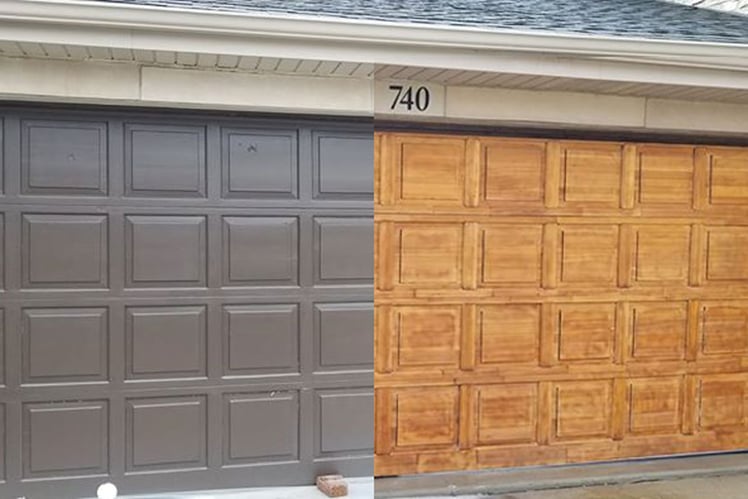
[1,0,748,87]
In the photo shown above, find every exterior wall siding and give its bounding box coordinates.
[4,57,748,134]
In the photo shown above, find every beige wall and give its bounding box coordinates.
[375,81,748,135]
[2,56,748,135]
[0,57,373,115]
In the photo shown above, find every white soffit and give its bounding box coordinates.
[0,41,376,78]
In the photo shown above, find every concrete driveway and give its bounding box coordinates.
[415,473,748,499]
[91,477,374,499]
[495,474,748,498]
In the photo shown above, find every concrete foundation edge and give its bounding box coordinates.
[374,451,748,497]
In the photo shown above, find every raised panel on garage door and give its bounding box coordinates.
[221,127,298,199]
[222,216,299,286]
[124,123,206,198]
[22,213,108,289]
[23,400,109,478]
[0,107,372,498]
[21,120,108,196]
[316,388,374,457]
[313,130,374,200]
[375,131,748,477]
[223,391,299,466]
[23,307,109,384]
[126,305,207,379]
[126,215,207,288]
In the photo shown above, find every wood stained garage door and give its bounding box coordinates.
[375,131,748,476]
[0,106,374,498]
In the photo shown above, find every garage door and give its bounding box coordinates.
[375,131,748,476]
[0,106,374,498]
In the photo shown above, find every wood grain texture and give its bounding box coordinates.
[374,132,381,206]
[461,304,478,371]
[462,222,480,289]
[375,131,748,476]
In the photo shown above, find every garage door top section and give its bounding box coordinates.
[1,112,373,205]
[375,133,748,214]
[374,132,748,476]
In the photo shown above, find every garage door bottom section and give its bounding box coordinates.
[0,108,374,498]
[374,131,748,476]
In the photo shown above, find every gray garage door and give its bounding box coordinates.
[0,105,374,498]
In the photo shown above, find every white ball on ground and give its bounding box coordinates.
[96,482,118,499]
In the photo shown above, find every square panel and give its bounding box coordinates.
[556,303,616,362]
[483,140,545,204]
[125,124,206,197]
[23,307,108,384]
[394,306,461,368]
[21,120,107,195]
[633,225,691,284]
[222,216,298,286]
[700,302,748,355]
[394,387,459,448]
[397,137,465,203]
[475,384,538,445]
[397,224,462,286]
[314,132,374,199]
[126,215,206,288]
[480,225,543,286]
[698,375,748,430]
[478,304,540,365]
[630,302,688,360]
[553,380,613,441]
[23,400,108,478]
[222,128,298,199]
[223,304,299,376]
[705,226,748,282]
[561,143,622,206]
[315,303,373,371]
[636,145,693,205]
[223,391,299,465]
[316,388,374,457]
[126,396,207,472]
[707,149,748,205]
[126,305,206,379]
[22,214,108,289]
[558,225,619,285]
[315,217,373,284]
[628,377,681,435]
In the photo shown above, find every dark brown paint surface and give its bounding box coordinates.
[0,106,374,498]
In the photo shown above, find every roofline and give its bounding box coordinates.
[1,0,748,71]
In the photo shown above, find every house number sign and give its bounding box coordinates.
[374,80,445,117]
[389,84,431,112]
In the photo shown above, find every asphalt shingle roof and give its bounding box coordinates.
[95,0,748,44]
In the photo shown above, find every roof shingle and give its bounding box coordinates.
[93,0,748,44]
